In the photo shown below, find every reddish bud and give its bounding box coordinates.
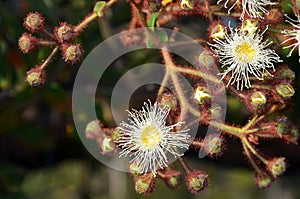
[194,85,211,105]
[202,134,224,158]
[54,22,75,43]
[158,92,178,110]
[196,47,216,70]
[207,21,226,40]
[61,43,83,64]
[134,173,156,195]
[275,83,295,99]
[186,170,209,194]
[160,170,181,189]
[18,33,37,54]
[250,91,267,110]
[26,67,45,87]
[254,172,272,188]
[267,157,287,177]
[24,12,44,32]
[85,120,104,139]
[274,65,295,82]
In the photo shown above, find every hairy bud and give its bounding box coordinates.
[18,33,37,54]
[134,173,156,195]
[202,134,224,157]
[255,172,272,188]
[158,92,178,110]
[267,157,287,177]
[26,67,45,87]
[275,83,295,99]
[186,170,209,194]
[55,22,75,43]
[24,12,44,32]
[61,43,83,64]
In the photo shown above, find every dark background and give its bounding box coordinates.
[0,0,300,198]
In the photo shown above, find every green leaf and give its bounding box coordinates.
[146,29,169,48]
[93,1,107,17]
[147,12,159,31]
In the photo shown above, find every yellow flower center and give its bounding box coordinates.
[234,42,256,63]
[140,125,162,149]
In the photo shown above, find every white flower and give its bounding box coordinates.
[282,15,300,62]
[117,100,190,176]
[217,0,277,19]
[209,26,282,90]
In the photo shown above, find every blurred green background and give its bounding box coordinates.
[0,0,300,199]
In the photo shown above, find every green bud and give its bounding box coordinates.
[276,83,295,98]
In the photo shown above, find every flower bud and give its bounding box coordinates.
[158,92,178,110]
[18,33,37,54]
[274,65,295,82]
[194,86,210,104]
[196,48,216,70]
[250,91,267,110]
[24,12,44,32]
[134,173,156,195]
[161,170,181,189]
[26,67,45,87]
[208,21,226,39]
[99,136,115,154]
[276,116,289,136]
[275,83,295,99]
[186,170,208,194]
[267,157,287,177]
[61,43,83,64]
[54,22,75,43]
[85,120,104,139]
[241,19,258,35]
[254,172,272,188]
[202,134,224,157]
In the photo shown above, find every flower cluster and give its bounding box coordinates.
[21,0,299,196]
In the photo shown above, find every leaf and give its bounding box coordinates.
[147,12,159,31]
[93,1,107,17]
[146,29,169,48]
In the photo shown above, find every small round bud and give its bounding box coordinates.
[250,91,267,109]
[158,92,178,110]
[276,116,289,136]
[275,83,295,99]
[186,170,209,194]
[241,19,259,35]
[267,157,287,177]
[196,48,216,70]
[62,44,83,64]
[202,134,224,157]
[54,22,75,43]
[99,136,115,154]
[24,12,44,32]
[194,86,210,104]
[285,125,299,144]
[161,170,181,189]
[254,172,272,188]
[18,33,37,53]
[134,173,156,195]
[275,65,295,81]
[208,21,226,39]
[26,67,45,87]
[85,120,104,139]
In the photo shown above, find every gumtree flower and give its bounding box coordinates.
[209,26,282,90]
[117,100,190,176]
[217,0,277,19]
[282,15,300,62]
